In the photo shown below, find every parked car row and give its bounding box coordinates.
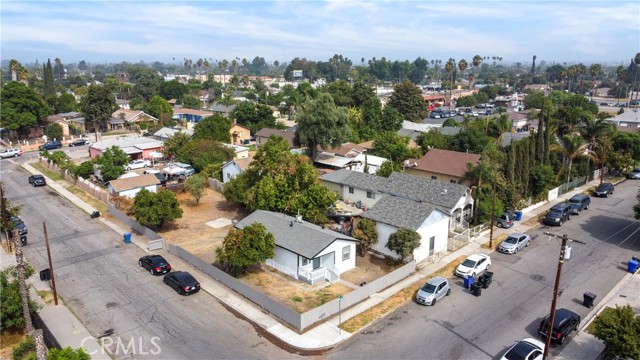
[138,254,200,295]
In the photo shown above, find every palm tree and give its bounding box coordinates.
[273,60,280,78]
[9,59,19,81]
[231,59,238,74]
[222,59,229,84]
[445,58,455,109]
[18,65,29,82]
[54,57,63,79]
[632,53,640,104]
[556,106,591,135]
[458,59,468,89]
[590,64,601,96]
[242,58,248,73]
[615,65,628,102]
[550,135,591,184]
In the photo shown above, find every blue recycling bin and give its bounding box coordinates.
[464,276,475,288]
[123,233,132,244]
[515,211,523,221]
[628,259,638,273]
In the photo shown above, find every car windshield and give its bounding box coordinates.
[596,185,609,191]
[461,259,477,267]
[505,236,518,244]
[549,209,562,216]
[420,283,437,293]
[569,199,580,204]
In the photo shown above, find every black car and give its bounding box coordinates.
[69,139,89,147]
[39,140,63,151]
[163,271,200,295]
[28,175,47,187]
[138,254,171,275]
[8,216,28,236]
[538,308,581,345]
[593,182,614,197]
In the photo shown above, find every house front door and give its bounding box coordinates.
[429,236,435,256]
[312,257,321,270]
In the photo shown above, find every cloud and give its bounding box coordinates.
[1,1,638,64]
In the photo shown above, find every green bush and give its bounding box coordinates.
[12,337,35,360]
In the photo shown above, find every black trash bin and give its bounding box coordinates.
[39,268,51,281]
[90,211,100,219]
[470,282,482,297]
[583,292,597,308]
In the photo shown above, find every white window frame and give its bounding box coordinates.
[342,245,351,261]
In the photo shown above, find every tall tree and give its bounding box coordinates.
[215,223,275,275]
[79,84,117,141]
[352,218,378,256]
[294,93,349,158]
[193,114,232,143]
[0,81,51,137]
[387,81,427,123]
[145,95,173,121]
[593,305,640,359]
[386,228,421,261]
[550,135,590,184]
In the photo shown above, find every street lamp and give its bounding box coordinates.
[541,232,586,360]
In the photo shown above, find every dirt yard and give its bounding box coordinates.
[135,186,408,313]
[156,188,250,263]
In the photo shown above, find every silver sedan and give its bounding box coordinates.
[498,233,531,254]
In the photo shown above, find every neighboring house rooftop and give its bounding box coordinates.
[401,120,433,132]
[381,172,470,211]
[361,195,441,230]
[108,174,160,192]
[234,210,357,259]
[322,142,366,158]
[222,157,253,171]
[111,109,159,123]
[407,149,481,179]
[319,169,387,192]
[435,126,462,136]
[90,137,164,152]
[500,131,532,146]
[153,127,194,139]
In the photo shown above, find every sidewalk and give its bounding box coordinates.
[19,162,634,357]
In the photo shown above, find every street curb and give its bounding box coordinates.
[579,271,636,332]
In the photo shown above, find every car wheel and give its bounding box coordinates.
[559,220,563,226]
[431,299,436,306]
[126,167,131,171]
[526,240,530,247]
[14,154,18,157]
[446,288,451,296]
[178,288,185,295]
[514,247,518,254]
[568,214,572,220]
[138,260,143,267]
[497,223,503,228]
[150,268,154,275]
[485,264,490,270]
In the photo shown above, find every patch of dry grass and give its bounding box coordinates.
[481,233,509,250]
[30,163,63,181]
[0,330,27,359]
[64,185,108,213]
[37,290,55,305]
[339,255,467,333]
[240,267,353,313]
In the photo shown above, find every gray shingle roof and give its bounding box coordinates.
[234,210,357,259]
[361,196,440,230]
[500,131,531,146]
[319,169,387,191]
[381,172,469,211]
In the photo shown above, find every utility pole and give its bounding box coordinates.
[43,222,58,305]
[542,232,586,360]
[600,128,607,184]
[489,175,497,249]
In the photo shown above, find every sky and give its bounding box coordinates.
[1,1,639,67]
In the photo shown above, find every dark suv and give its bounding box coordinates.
[538,308,581,345]
[567,194,590,215]
[39,140,63,151]
[543,203,572,226]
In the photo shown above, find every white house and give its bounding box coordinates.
[351,153,388,174]
[107,174,160,198]
[319,169,387,209]
[234,210,358,285]
[221,158,252,183]
[362,196,450,262]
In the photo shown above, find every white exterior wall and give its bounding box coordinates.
[268,246,298,279]
[222,163,242,183]
[341,186,381,208]
[234,149,249,159]
[371,222,401,259]
[315,239,356,275]
[372,211,449,262]
[413,211,450,262]
[111,185,158,199]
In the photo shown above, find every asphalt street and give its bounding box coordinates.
[2,155,300,360]
[326,180,640,360]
